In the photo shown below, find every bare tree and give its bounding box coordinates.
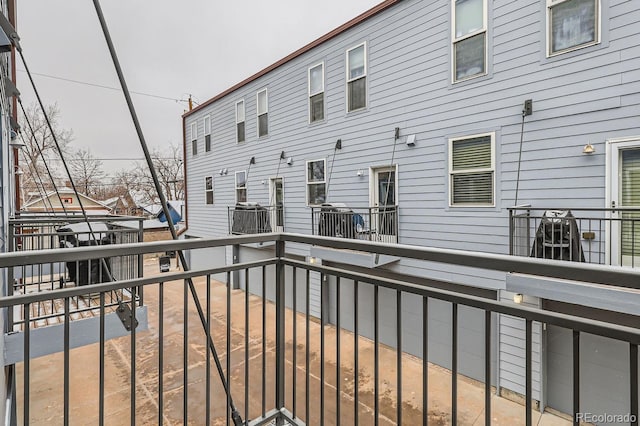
[17,102,73,200]
[68,148,105,197]
[117,144,184,205]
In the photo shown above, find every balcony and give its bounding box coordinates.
[5,215,146,363]
[311,204,398,244]
[2,233,639,425]
[228,203,284,235]
[508,206,640,266]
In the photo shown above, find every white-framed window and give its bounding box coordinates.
[448,133,495,206]
[452,0,487,82]
[346,43,367,112]
[235,170,247,203]
[257,89,268,137]
[205,176,214,205]
[236,100,245,143]
[308,63,324,123]
[204,116,211,152]
[306,159,326,206]
[547,0,599,56]
[190,122,198,155]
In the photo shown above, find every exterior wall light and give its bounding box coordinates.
[583,143,595,154]
[513,293,524,304]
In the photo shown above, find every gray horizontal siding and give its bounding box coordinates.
[184,0,640,292]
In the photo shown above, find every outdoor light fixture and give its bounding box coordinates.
[583,143,595,154]
[219,168,228,176]
[406,134,416,147]
[13,166,22,176]
[357,169,364,177]
[513,293,524,304]
[3,78,19,99]
[286,157,293,165]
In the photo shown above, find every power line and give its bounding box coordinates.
[17,69,188,103]
[48,157,180,162]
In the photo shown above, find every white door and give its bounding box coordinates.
[608,138,640,267]
[371,166,397,243]
[269,177,284,232]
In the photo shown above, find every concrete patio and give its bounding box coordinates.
[15,259,572,425]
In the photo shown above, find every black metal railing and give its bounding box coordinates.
[7,215,144,331]
[311,204,398,243]
[228,203,284,235]
[509,206,640,267]
[0,233,639,425]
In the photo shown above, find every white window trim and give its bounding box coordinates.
[345,42,367,113]
[235,99,245,144]
[204,115,211,136]
[190,122,197,141]
[306,158,327,206]
[308,62,325,123]
[205,176,214,205]
[256,88,268,138]
[448,132,495,207]
[451,0,488,83]
[235,170,247,203]
[204,115,211,152]
[546,0,601,57]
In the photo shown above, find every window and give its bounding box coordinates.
[205,176,214,205]
[308,63,324,123]
[190,122,197,155]
[452,0,487,82]
[204,116,211,152]
[236,100,245,143]
[346,43,366,112]
[449,133,494,206]
[235,171,247,203]
[257,89,268,137]
[547,0,598,56]
[306,159,326,206]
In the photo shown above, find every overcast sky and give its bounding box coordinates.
[16,0,381,177]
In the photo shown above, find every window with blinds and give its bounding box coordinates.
[449,134,494,206]
[621,149,640,256]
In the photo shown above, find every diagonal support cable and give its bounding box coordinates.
[91,1,243,424]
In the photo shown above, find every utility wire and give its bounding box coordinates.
[17,69,187,103]
[18,47,115,283]
[91,2,242,423]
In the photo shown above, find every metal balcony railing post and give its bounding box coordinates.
[275,239,286,419]
[509,208,514,256]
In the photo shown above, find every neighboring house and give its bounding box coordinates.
[182,0,640,418]
[101,191,140,216]
[21,187,112,215]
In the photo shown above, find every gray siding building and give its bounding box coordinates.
[183,0,640,420]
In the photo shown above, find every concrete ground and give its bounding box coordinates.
[16,259,572,425]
